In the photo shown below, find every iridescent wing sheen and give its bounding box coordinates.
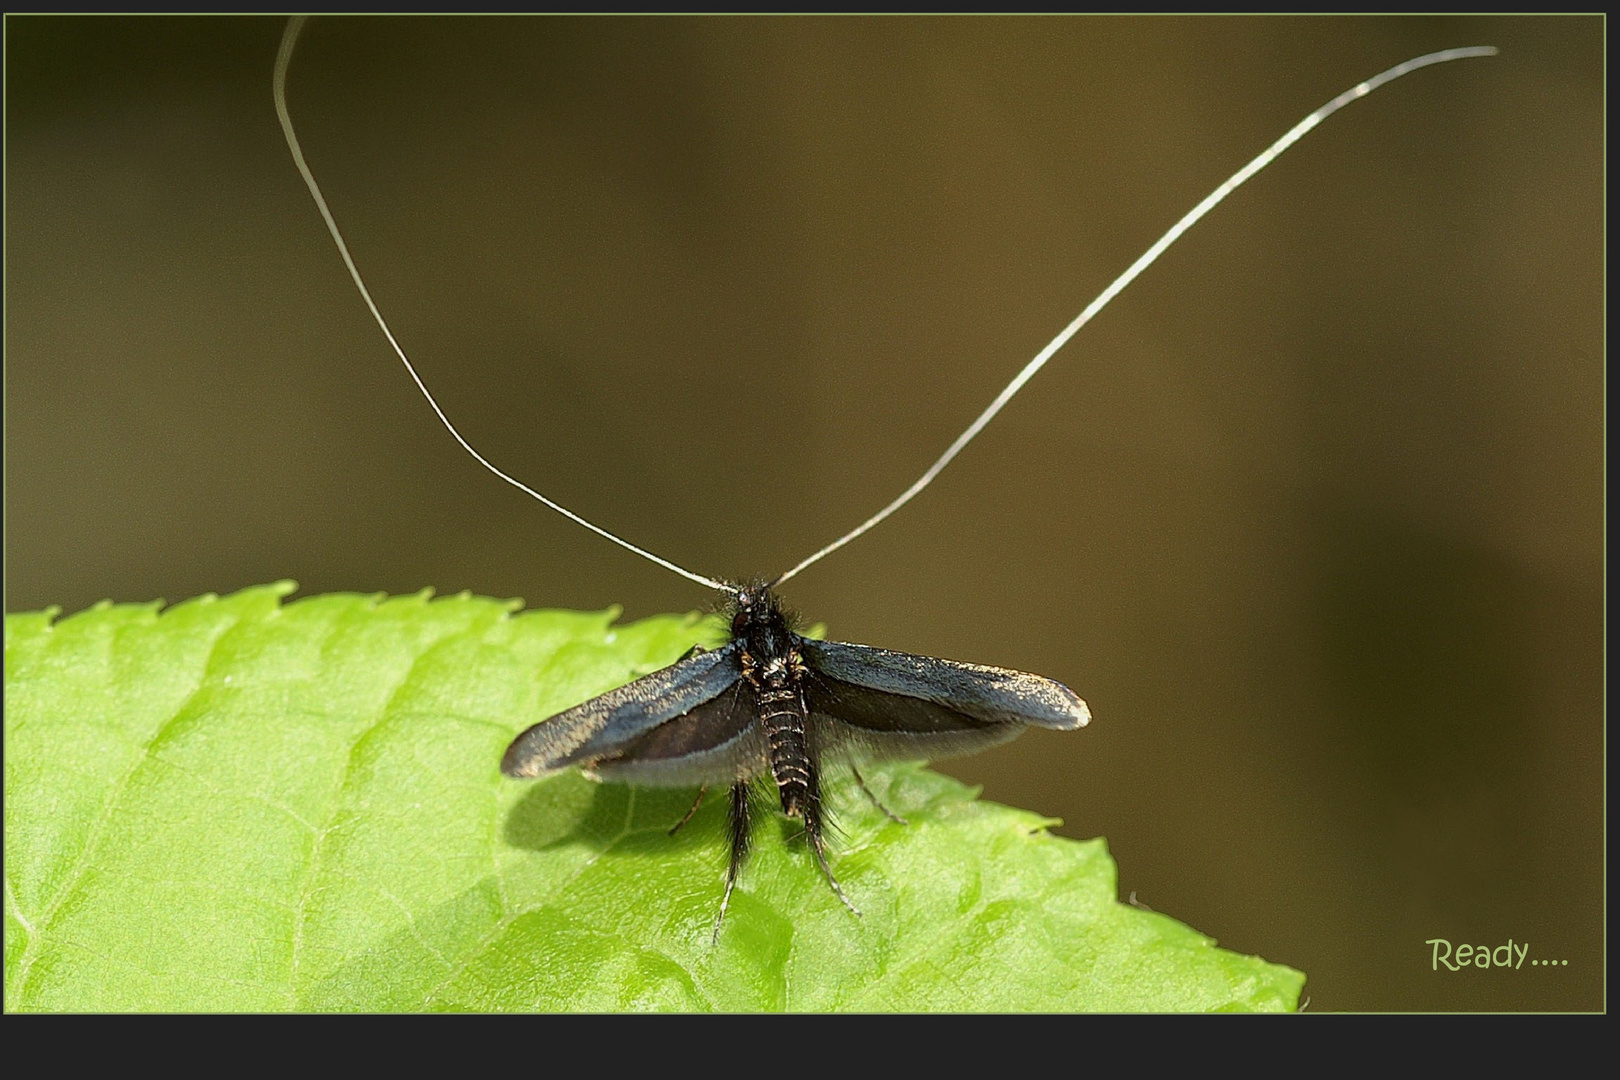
[591,679,769,787]
[799,636,1089,764]
[500,643,746,779]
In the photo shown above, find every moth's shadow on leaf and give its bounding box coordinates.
[502,773,724,856]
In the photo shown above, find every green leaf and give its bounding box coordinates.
[5,583,1304,1012]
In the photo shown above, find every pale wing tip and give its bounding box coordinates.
[501,723,564,778]
[500,751,543,779]
[1029,683,1090,729]
[1065,695,1092,729]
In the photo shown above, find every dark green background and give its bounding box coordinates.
[6,16,1601,1011]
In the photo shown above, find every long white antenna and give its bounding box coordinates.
[274,16,733,595]
[770,45,1497,588]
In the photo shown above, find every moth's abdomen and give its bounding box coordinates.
[758,685,814,818]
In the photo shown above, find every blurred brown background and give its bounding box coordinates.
[6,16,1600,1010]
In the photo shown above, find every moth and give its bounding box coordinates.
[500,581,1087,918]
[273,19,1495,930]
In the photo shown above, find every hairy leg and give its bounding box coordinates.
[714,782,752,941]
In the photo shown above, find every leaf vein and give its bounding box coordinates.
[12,601,249,1003]
[426,792,643,1007]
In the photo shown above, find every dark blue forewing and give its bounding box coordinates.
[591,679,768,787]
[798,637,1090,730]
[501,643,745,778]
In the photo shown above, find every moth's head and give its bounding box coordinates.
[728,580,788,639]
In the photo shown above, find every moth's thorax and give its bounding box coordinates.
[740,646,810,692]
[730,585,798,677]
